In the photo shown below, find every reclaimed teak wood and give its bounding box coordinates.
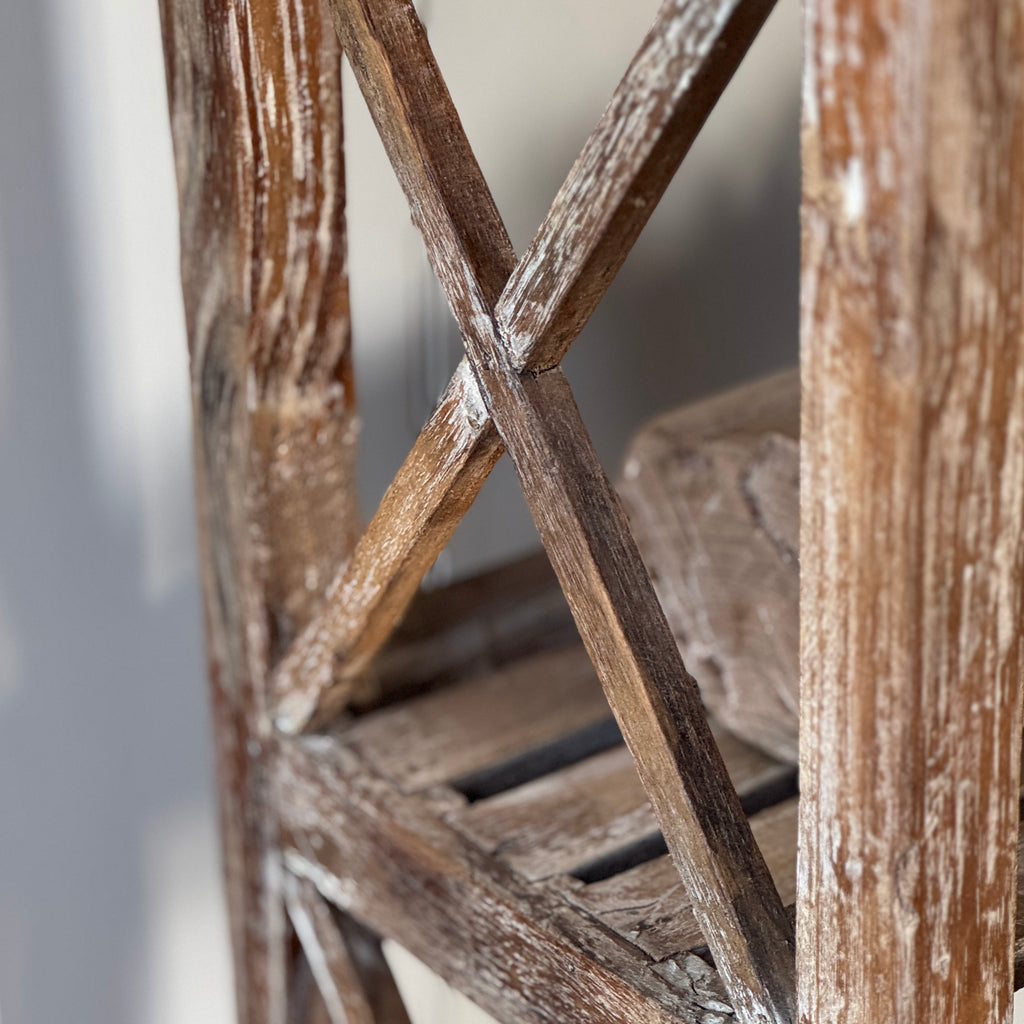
[157,0,1024,1023]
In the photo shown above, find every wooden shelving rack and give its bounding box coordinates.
[157,0,1024,1021]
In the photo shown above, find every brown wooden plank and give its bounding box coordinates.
[450,726,790,882]
[273,364,502,730]
[272,0,780,722]
[158,0,361,1018]
[272,735,736,1024]
[619,369,800,763]
[565,797,798,963]
[345,645,611,793]
[283,873,412,1024]
[799,0,1024,1020]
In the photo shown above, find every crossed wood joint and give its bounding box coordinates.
[269,0,796,1020]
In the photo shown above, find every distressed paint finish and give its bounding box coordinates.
[271,0,779,723]
[158,0,370,1020]
[798,0,1024,1021]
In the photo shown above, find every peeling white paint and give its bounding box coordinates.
[453,357,487,428]
[841,157,866,223]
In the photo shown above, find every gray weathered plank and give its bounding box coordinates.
[345,645,611,793]
[619,369,799,763]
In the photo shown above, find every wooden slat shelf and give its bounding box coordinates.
[561,797,799,963]
[269,553,802,1022]
[268,552,1024,1020]
[345,645,614,794]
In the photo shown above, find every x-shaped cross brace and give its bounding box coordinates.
[271,1,795,1020]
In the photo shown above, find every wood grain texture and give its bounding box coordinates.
[619,370,799,763]
[272,735,735,1024]
[564,797,798,962]
[158,0,365,1018]
[284,873,412,1024]
[271,0,780,721]
[799,0,1024,1021]
[271,0,796,1015]
[345,645,612,793]
[450,724,789,883]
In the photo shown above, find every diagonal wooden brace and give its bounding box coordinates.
[270,0,778,726]
[275,0,796,1019]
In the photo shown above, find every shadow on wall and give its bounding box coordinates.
[0,2,218,1023]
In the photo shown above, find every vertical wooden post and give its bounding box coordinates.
[158,2,363,1020]
[799,1,1024,1021]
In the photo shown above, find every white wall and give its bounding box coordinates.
[0,1,830,1022]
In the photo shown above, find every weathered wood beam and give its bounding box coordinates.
[158,1,384,1019]
[271,0,778,717]
[798,0,1024,1020]
[272,734,737,1024]
[283,873,413,1024]
[473,364,796,1024]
